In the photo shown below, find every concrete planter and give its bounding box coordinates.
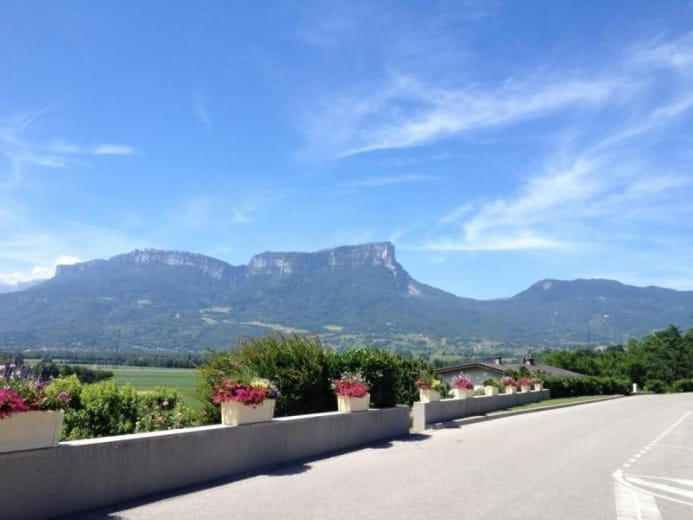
[534,383,544,391]
[337,393,370,413]
[484,386,499,396]
[418,389,440,403]
[504,386,517,394]
[452,388,475,399]
[520,385,531,393]
[0,410,64,453]
[221,399,275,426]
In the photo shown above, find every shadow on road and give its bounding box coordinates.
[369,433,432,448]
[64,434,429,519]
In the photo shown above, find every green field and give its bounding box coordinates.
[80,365,202,408]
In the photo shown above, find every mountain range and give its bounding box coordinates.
[0,242,691,352]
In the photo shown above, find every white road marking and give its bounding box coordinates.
[627,476,693,500]
[612,411,693,518]
[656,412,691,440]
[614,471,662,520]
[623,474,693,487]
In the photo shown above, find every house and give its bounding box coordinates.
[435,356,582,387]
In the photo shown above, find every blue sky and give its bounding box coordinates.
[1,1,692,299]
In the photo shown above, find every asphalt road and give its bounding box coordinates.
[75,394,693,520]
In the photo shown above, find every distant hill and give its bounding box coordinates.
[0,243,691,351]
[0,280,43,294]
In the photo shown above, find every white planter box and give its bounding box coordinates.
[505,386,517,394]
[337,393,370,412]
[485,386,499,396]
[520,386,531,393]
[453,388,475,399]
[418,389,440,403]
[0,410,64,453]
[534,383,544,391]
[220,399,275,426]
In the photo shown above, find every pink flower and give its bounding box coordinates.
[0,389,29,419]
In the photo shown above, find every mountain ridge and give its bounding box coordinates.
[0,242,691,351]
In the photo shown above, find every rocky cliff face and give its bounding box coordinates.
[55,249,246,287]
[54,242,414,293]
[248,242,412,292]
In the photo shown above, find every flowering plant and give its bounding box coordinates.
[500,376,518,388]
[213,377,280,407]
[452,373,474,390]
[416,374,442,390]
[519,378,533,387]
[333,372,369,398]
[0,379,70,420]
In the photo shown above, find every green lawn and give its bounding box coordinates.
[494,394,623,413]
[76,365,202,409]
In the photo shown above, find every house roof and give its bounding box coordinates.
[436,361,583,378]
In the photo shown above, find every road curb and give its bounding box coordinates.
[424,394,627,431]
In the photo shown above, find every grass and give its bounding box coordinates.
[74,365,202,409]
[493,394,623,413]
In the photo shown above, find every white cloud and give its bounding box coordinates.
[0,254,81,285]
[91,144,136,156]
[343,173,431,188]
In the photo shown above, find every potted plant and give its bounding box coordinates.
[519,378,532,393]
[333,372,370,412]
[482,378,501,396]
[501,376,518,394]
[213,375,280,426]
[451,372,475,399]
[532,377,544,391]
[0,378,70,453]
[416,374,442,403]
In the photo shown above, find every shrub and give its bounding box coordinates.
[482,378,501,388]
[197,334,333,423]
[75,380,139,438]
[542,375,631,398]
[50,378,139,440]
[196,335,432,423]
[135,387,199,433]
[644,379,668,394]
[328,347,428,407]
[47,377,199,438]
[671,379,693,392]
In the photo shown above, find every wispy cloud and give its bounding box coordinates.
[631,31,693,70]
[342,173,431,188]
[193,91,213,128]
[0,105,136,188]
[303,73,619,158]
[231,208,251,223]
[19,99,65,133]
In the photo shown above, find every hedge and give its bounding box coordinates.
[542,375,631,398]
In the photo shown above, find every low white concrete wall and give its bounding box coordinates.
[0,406,409,520]
[411,389,550,431]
